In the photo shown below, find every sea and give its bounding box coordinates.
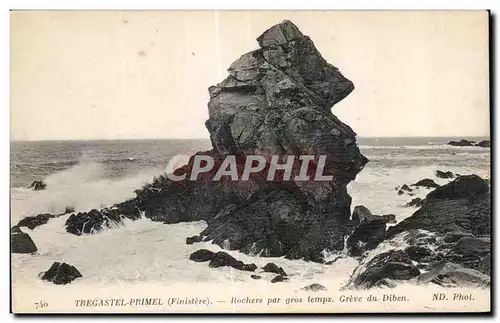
[10,137,491,312]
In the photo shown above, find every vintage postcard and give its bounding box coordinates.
[10,10,491,314]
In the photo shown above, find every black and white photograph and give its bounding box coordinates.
[10,10,491,313]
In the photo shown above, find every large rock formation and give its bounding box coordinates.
[64,20,367,262]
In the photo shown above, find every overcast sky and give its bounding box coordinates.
[11,11,489,141]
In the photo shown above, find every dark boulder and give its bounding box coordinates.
[41,262,82,285]
[301,283,327,291]
[346,250,420,289]
[186,235,203,245]
[436,170,454,179]
[387,175,490,239]
[346,220,386,257]
[397,190,404,196]
[425,175,489,203]
[271,274,289,283]
[412,179,440,189]
[405,197,424,208]
[28,180,46,191]
[475,140,490,148]
[17,213,56,230]
[11,229,38,254]
[251,274,262,280]
[351,205,373,224]
[189,249,215,262]
[209,252,245,270]
[262,262,287,276]
[382,214,397,224]
[448,139,475,147]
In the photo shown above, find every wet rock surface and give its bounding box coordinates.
[11,228,38,254]
[347,174,490,290]
[411,179,440,189]
[40,262,83,285]
[436,170,454,179]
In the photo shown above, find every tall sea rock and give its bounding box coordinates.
[65,20,368,262]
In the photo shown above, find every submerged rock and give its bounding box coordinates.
[436,170,454,179]
[11,229,37,254]
[411,179,440,189]
[41,262,82,285]
[448,139,476,147]
[476,140,490,148]
[65,202,141,236]
[189,249,215,262]
[28,180,46,191]
[262,262,288,276]
[186,235,203,245]
[301,283,327,291]
[271,274,289,283]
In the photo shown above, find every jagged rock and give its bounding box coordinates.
[346,220,386,257]
[58,21,367,262]
[476,140,490,148]
[411,179,440,189]
[448,139,476,147]
[436,170,454,179]
[186,235,203,245]
[271,274,288,283]
[406,198,424,208]
[397,190,404,196]
[41,262,82,285]
[28,180,46,191]
[11,229,37,254]
[189,249,215,262]
[251,274,262,280]
[346,250,420,289]
[17,213,56,230]
[351,206,394,224]
[387,175,490,239]
[425,175,489,203]
[301,283,327,291]
[262,262,287,276]
[65,203,141,236]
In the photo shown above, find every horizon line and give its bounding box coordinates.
[10,135,491,142]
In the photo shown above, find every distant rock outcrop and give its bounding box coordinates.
[448,139,476,147]
[436,170,454,179]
